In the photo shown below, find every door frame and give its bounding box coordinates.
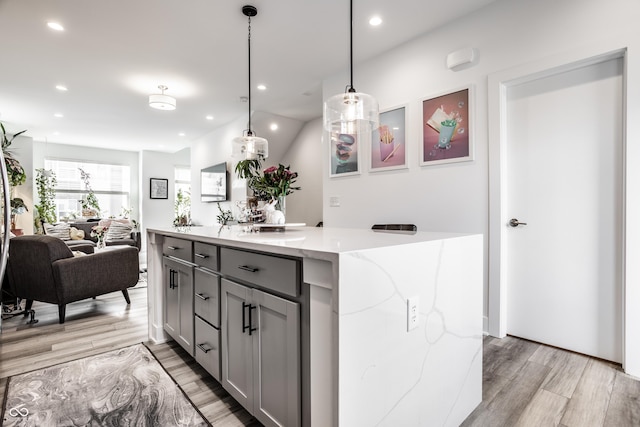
[487,40,640,376]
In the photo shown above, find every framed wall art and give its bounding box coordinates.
[329,131,360,177]
[370,105,407,172]
[150,178,168,199]
[420,87,473,166]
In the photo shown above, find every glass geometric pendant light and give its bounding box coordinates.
[323,0,379,134]
[232,5,268,160]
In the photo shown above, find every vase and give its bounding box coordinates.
[276,195,286,217]
[97,237,106,249]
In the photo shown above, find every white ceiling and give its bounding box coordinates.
[0,0,497,154]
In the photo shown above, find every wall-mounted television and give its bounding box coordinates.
[201,162,227,202]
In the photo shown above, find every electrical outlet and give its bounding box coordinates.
[329,196,340,207]
[407,296,419,331]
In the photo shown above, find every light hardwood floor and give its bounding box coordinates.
[462,335,640,427]
[2,285,639,427]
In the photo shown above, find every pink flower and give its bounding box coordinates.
[263,166,277,174]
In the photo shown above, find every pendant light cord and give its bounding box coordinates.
[349,0,355,93]
[247,15,253,136]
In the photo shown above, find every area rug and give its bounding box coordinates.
[1,344,209,426]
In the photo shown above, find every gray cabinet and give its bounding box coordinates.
[194,267,221,381]
[221,278,301,427]
[163,256,194,356]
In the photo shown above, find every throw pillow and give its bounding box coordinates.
[44,222,71,241]
[105,221,133,241]
[69,227,86,240]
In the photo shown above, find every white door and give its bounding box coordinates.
[506,58,623,362]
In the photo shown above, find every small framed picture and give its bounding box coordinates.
[420,87,473,166]
[150,178,168,199]
[370,105,407,172]
[329,131,361,178]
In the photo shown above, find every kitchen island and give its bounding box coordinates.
[147,225,482,427]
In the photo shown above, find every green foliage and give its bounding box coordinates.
[173,188,191,226]
[79,168,100,213]
[216,203,234,226]
[1,122,27,187]
[34,168,57,229]
[252,164,300,198]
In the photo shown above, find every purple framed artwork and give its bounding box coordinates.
[370,105,407,172]
[420,87,473,166]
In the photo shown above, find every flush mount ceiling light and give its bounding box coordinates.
[232,5,268,160]
[323,0,379,133]
[149,85,176,110]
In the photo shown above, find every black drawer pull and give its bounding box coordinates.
[197,343,212,353]
[167,246,180,250]
[196,293,209,301]
[238,265,259,273]
[194,253,209,259]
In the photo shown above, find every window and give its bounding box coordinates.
[44,159,131,220]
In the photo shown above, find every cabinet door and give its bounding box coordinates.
[163,257,194,356]
[221,279,253,410]
[163,258,179,339]
[252,289,301,427]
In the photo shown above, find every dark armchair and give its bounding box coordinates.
[6,235,140,323]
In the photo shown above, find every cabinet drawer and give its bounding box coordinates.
[163,237,193,263]
[195,316,220,381]
[220,247,300,298]
[194,268,220,328]
[194,242,219,272]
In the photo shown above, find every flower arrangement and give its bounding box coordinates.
[91,225,108,247]
[253,164,300,199]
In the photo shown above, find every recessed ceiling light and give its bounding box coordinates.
[270,123,278,131]
[55,85,68,91]
[206,115,214,121]
[369,16,382,26]
[53,132,60,136]
[257,84,267,91]
[47,22,64,31]
[54,113,64,118]
[179,132,185,137]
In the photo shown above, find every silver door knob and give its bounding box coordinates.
[509,218,527,227]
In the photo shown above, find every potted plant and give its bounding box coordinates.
[34,168,57,233]
[173,188,191,226]
[79,168,100,217]
[1,122,27,187]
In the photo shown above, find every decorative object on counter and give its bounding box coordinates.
[150,177,168,199]
[252,164,300,216]
[173,188,191,226]
[232,5,268,161]
[90,224,108,249]
[216,203,235,226]
[261,199,285,225]
[79,168,100,217]
[421,87,473,166]
[34,168,57,233]
[371,105,407,172]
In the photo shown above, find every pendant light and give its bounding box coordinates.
[323,0,379,133]
[232,5,268,160]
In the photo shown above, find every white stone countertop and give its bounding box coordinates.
[147,225,475,259]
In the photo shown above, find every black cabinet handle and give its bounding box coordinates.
[194,253,209,259]
[238,265,259,273]
[242,302,250,333]
[197,343,212,353]
[248,304,257,336]
[196,293,209,301]
[169,269,177,289]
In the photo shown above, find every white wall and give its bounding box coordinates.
[139,148,190,247]
[321,0,640,329]
[279,118,323,226]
